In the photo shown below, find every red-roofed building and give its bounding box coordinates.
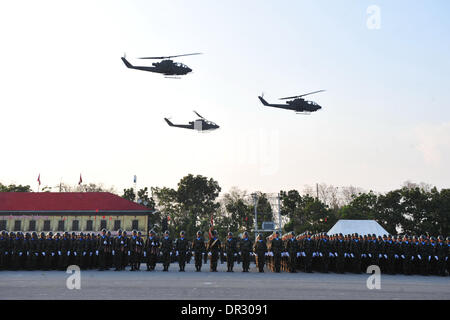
[0,192,154,234]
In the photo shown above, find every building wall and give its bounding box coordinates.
[0,214,148,234]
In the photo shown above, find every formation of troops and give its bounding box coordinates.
[0,229,448,276]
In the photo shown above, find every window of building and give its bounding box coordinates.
[0,220,6,230]
[72,220,79,231]
[114,220,121,231]
[29,220,36,231]
[43,220,51,231]
[14,220,21,231]
[86,220,93,231]
[132,219,139,231]
[57,220,65,231]
[100,220,107,231]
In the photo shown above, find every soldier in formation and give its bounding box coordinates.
[0,229,448,276]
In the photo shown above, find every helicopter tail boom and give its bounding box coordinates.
[258,96,270,106]
[164,118,174,126]
[121,57,134,69]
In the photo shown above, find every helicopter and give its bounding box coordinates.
[121,52,201,77]
[164,111,219,132]
[258,90,325,114]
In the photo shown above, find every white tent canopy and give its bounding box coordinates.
[327,220,389,237]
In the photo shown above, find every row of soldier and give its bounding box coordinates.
[0,229,448,276]
[270,232,449,276]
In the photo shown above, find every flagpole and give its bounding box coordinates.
[134,175,137,203]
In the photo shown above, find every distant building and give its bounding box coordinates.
[0,192,154,234]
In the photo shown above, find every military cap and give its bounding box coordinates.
[48,231,53,236]
[180,231,185,236]
[101,228,107,233]
[437,235,443,241]
[132,229,137,234]
[149,229,155,234]
[197,230,202,235]
[118,229,123,234]
[164,230,169,234]
[227,232,233,236]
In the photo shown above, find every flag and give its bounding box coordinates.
[133,175,137,183]
[37,174,41,186]
[79,174,82,185]
[210,215,214,227]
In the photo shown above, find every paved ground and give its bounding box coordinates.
[1,262,449,300]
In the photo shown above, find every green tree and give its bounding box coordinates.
[0,183,32,192]
[122,187,136,201]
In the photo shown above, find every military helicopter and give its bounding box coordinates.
[121,52,201,77]
[164,111,219,132]
[258,90,325,114]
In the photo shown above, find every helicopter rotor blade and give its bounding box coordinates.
[139,53,202,60]
[193,110,205,119]
[279,90,325,100]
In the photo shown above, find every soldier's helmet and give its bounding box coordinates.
[446,236,450,241]
[107,231,111,235]
[164,230,169,235]
[40,232,45,237]
[48,231,53,237]
[32,231,37,237]
[180,231,185,236]
[196,230,202,236]
[149,229,155,235]
[101,229,107,233]
[118,229,123,234]
[430,236,436,241]
[25,232,31,238]
[275,231,280,236]
[132,230,137,234]
[227,232,233,237]
[56,233,61,237]
[290,231,295,237]
[437,235,443,241]
[243,231,248,237]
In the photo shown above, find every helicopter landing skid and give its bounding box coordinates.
[164,76,182,79]
[296,112,311,115]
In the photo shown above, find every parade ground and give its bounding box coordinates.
[1,262,449,300]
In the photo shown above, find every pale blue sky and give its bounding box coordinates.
[0,0,449,195]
